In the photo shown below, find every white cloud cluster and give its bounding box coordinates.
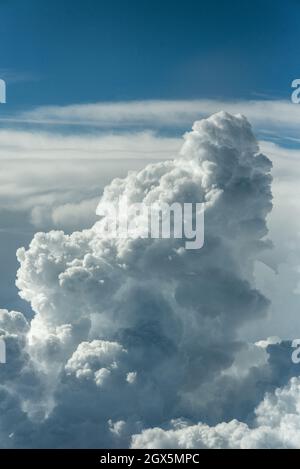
[131,376,300,449]
[65,340,129,386]
[1,111,296,448]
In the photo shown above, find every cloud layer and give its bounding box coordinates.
[5,99,300,135]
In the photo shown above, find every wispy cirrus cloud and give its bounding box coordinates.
[2,99,299,136]
[0,129,179,160]
[0,68,39,84]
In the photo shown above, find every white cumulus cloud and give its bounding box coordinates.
[1,111,297,448]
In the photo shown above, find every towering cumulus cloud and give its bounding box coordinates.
[2,111,297,448]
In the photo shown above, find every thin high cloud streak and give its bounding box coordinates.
[0,129,179,160]
[3,99,300,135]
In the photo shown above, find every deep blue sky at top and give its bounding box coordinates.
[0,0,299,110]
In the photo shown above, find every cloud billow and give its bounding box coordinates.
[1,111,295,449]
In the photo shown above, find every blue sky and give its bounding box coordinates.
[0,0,298,110]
